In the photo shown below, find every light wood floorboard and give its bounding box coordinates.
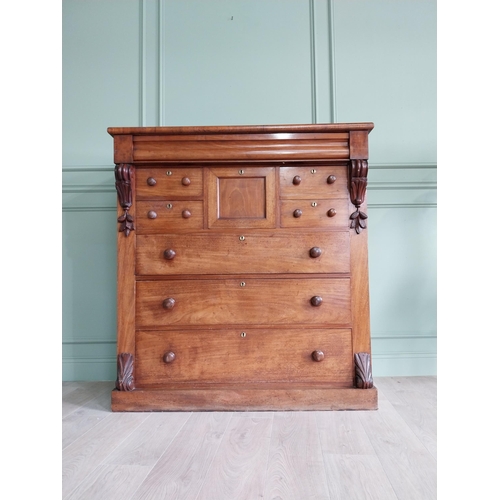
[195,415,273,499]
[62,377,437,500]
[130,412,232,500]
[263,412,330,499]
[375,377,437,459]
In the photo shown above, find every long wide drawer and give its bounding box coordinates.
[136,278,351,327]
[136,231,350,275]
[135,328,353,386]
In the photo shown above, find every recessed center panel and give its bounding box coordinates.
[207,167,276,228]
[218,177,266,219]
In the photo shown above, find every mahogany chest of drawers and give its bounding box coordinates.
[109,123,377,411]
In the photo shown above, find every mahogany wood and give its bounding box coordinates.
[135,278,351,327]
[354,352,374,389]
[207,167,276,229]
[280,166,348,200]
[135,328,353,386]
[111,387,378,411]
[136,168,203,199]
[109,123,375,411]
[135,231,350,275]
[136,200,203,234]
[280,198,349,229]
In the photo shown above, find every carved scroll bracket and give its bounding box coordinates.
[116,353,135,391]
[348,159,368,234]
[354,352,374,389]
[115,164,135,236]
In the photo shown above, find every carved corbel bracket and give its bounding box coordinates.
[348,159,368,234]
[116,353,135,391]
[354,352,374,389]
[115,163,135,236]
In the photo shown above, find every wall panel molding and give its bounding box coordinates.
[328,0,336,122]
[62,0,436,381]
[63,339,116,345]
[309,0,317,123]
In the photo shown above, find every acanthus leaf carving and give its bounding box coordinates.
[354,352,374,389]
[348,159,368,234]
[115,164,135,236]
[116,353,135,391]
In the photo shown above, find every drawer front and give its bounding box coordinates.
[136,167,203,199]
[135,328,353,386]
[136,201,203,234]
[280,166,348,199]
[280,199,349,229]
[207,167,276,229]
[136,231,350,275]
[136,278,351,327]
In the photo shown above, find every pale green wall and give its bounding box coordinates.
[62,0,436,380]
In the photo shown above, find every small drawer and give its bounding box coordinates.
[136,201,203,234]
[136,167,203,199]
[280,199,349,229]
[135,328,353,387]
[136,231,350,275]
[136,278,351,327]
[280,166,348,199]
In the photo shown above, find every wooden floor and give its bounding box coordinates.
[62,377,436,500]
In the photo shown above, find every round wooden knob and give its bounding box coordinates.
[327,208,336,217]
[147,210,157,219]
[312,350,324,362]
[182,209,191,219]
[162,298,175,310]
[147,177,157,186]
[163,351,176,363]
[163,249,176,260]
[293,175,301,185]
[310,296,323,307]
[181,177,191,186]
[293,209,302,218]
[309,247,322,258]
[327,175,336,184]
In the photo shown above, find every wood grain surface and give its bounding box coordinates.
[135,328,353,386]
[207,167,276,229]
[280,166,348,199]
[280,198,350,228]
[135,278,351,327]
[196,416,273,500]
[136,200,203,233]
[136,231,350,275]
[129,413,232,500]
[111,123,375,412]
[63,377,435,500]
[264,412,330,500]
[135,167,203,199]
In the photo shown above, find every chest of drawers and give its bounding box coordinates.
[109,123,377,411]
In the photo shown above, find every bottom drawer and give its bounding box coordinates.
[135,328,353,387]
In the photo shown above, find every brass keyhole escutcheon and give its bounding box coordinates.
[238,169,245,175]
[311,202,318,207]
[239,235,245,241]
[166,171,172,176]
[240,332,247,338]
[240,282,246,287]
[166,203,173,209]
[310,169,317,174]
